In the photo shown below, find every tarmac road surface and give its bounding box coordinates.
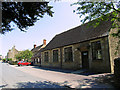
[0,62,65,89]
[0,61,114,89]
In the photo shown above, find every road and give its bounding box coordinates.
[0,62,65,89]
[0,61,114,89]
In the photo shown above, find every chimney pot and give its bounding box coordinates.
[34,44,36,48]
[43,39,46,45]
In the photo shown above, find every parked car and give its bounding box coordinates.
[17,61,31,66]
[30,61,34,66]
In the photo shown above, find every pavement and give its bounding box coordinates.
[9,64,114,88]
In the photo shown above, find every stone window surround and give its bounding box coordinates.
[90,39,103,61]
[63,45,74,62]
[51,48,60,63]
[44,51,50,63]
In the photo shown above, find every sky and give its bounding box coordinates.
[0,1,83,57]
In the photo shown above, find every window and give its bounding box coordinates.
[38,58,40,63]
[91,41,102,60]
[53,50,59,62]
[44,52,49,62]
[36,58,39,63]
[34,59,35,63]
[64,47,73,62]
[35,59,37,63]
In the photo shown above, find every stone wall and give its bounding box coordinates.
[90,37,111,72]
[41,37,111,72]
[7,46,19,61]
[61,45,81,70]
[41,49,61,68]
[109,27,120,73]
[41,45,82,70]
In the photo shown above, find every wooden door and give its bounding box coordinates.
[81,51,89,69]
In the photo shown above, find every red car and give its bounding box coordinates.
[18,61,31,66]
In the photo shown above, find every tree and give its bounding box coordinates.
[72,1,120,51]
[15,51,23,61]
[72,1,120,24]
[1,2,53,34]
[15,50,33,61]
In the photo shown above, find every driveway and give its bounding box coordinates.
[10,64,114,88]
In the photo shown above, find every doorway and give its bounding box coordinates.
[81,51,89,69]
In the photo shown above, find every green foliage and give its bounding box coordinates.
[15,50,33,61]
[7,58,12,61]
[72,1,120,51]
[2,58,6,61]
[1,2,54,34]
[72,2,120,24]
[15,51,23,61]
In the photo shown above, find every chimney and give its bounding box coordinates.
[43,39,46,45]
[34,44,36,48]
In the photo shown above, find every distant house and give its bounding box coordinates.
[31,39,46,66]
[40,18,120,73]
[0,55,3,60]
[7,46,19,61]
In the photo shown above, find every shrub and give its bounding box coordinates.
[2,59,6,62]
[9,61,17,65]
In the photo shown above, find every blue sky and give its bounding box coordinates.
[1,1,82,57]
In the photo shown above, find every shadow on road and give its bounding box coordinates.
[15,81,67,88]
[31,66,104,76]
[75,74,114,88]
[32,66,74,73]
[0,84,8,88]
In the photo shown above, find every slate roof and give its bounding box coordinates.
[31,44,43,58]
[41,19,113,51]
[31,44,43,52]
[32,50,41,58]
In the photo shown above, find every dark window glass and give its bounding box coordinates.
[33,59,35,63]
[91,41,102,60]
[44,52,49,62]
[34,59,36,63]
[64,47,73,62]
[37,58,39,63]
[53,50,59,62]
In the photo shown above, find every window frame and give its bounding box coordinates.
[64,46,73,62]
[91,41,103,60]
[44,52,49,62]
[53,49,59,62]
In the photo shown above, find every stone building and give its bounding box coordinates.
[31,39,46,66]
[7,46,19,61]
[0,55,3,60]
[40,18,120,73]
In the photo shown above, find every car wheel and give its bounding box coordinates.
[27,64,30,66]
